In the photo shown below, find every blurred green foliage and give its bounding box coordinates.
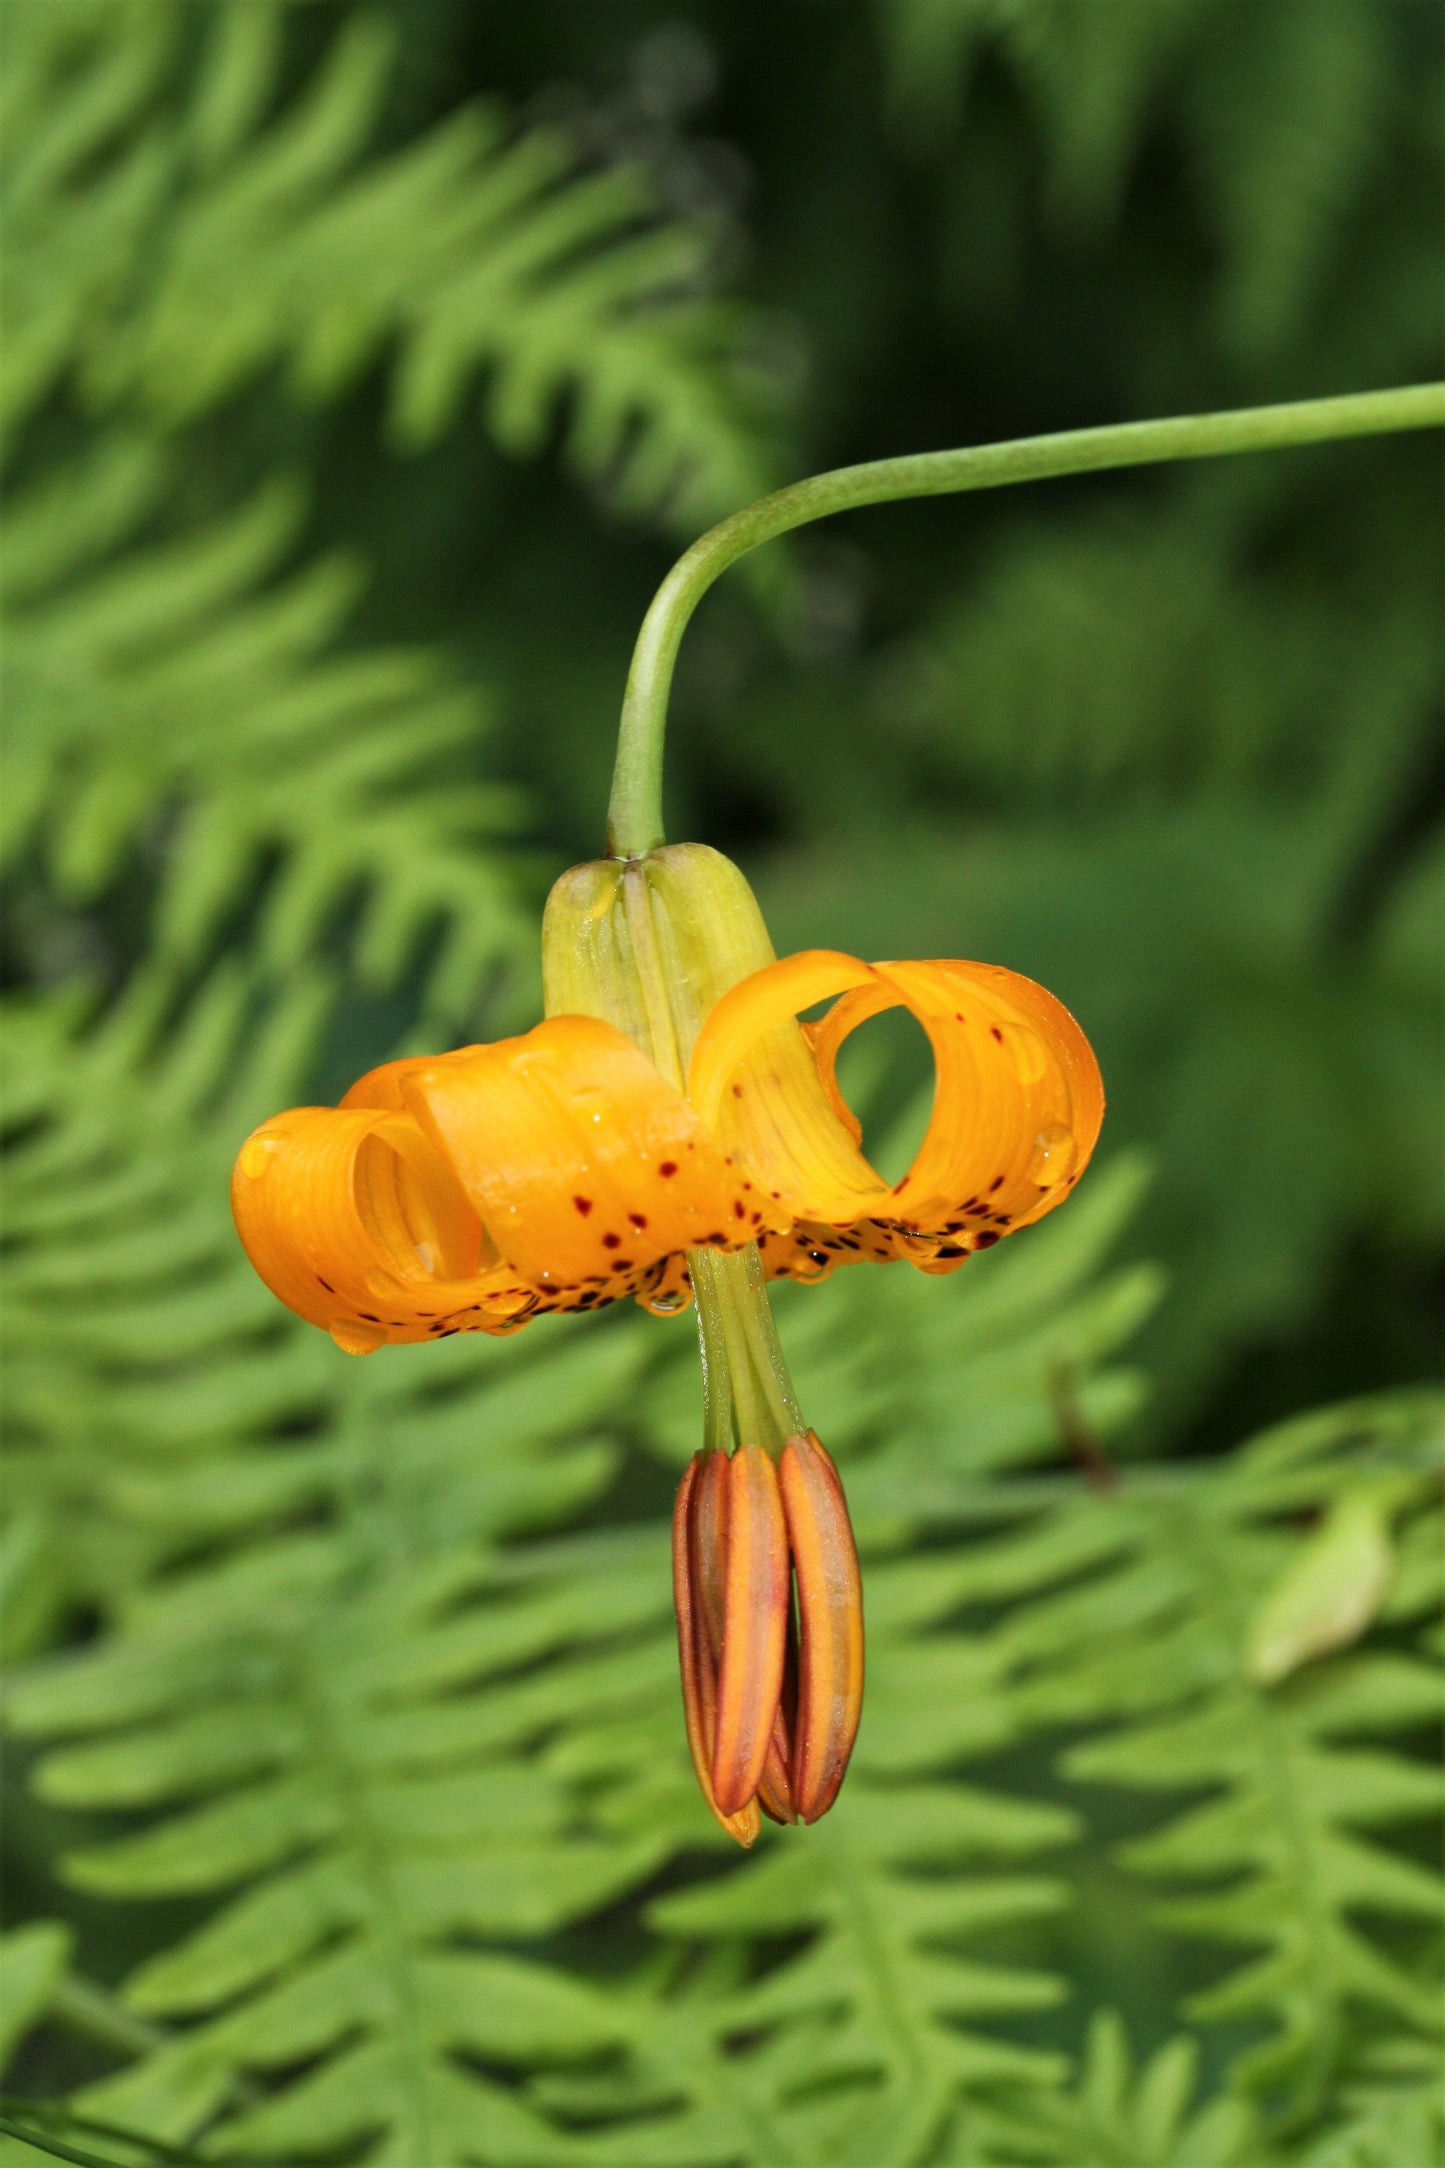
[2,3,1441,2164]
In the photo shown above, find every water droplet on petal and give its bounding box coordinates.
[641,1288,691,1316]
[482,1287,535,1320]
[895,1228,939,1259]
[330,1319,385,1355]
[1028,1124,1077,1187]
[238,1137,281,1179]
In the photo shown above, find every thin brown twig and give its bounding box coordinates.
[1047,1363,1119,1493]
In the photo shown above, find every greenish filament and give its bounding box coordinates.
[606,382,1445,857]
[690,1244,804,1454]
[691,1246,735,1457]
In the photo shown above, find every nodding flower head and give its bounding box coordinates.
[231,842,1103,1836]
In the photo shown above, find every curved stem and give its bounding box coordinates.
[606,382,1445,856]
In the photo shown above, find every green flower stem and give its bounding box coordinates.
[606,381,1445,857]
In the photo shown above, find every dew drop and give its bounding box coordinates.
[1028,1124,1077,1187]
[483,1288,536,1320]
[330,1319,385,1355]
[641,1288,691,1316]
[238,1136,281,1180]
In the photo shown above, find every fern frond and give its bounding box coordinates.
[8,1513,1085,2166]
[5,0,779,528]
[1293,2042,1445,2168]
[890,487,1440,812]
[3,994,1154,2163]
[876,0,1404,352]
[960,2009,1269,2166]
[1181,0,1391,360]
[0,1924,73,2078]
[2,442,535,1017]
[962,1393,1445,2107]
[883,0,1210,227]
[2,969,331,1647]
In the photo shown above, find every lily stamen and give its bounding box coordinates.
[673,1422,863,1844]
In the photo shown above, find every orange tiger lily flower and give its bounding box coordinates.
[232,845,1103,1840]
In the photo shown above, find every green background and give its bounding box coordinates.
[2,4,1441,2164]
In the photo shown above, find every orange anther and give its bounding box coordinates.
[779,1431,864,1824]
[673,1455,760,1847]
[712,1446,791,1817]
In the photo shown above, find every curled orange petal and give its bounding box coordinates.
[822,958,1104,1240]
[400,1016,759,1291]
[692,949,1102,1281]
[230,1105,529,1350]
[688,950,889,1225]
[233,1015,767,1348]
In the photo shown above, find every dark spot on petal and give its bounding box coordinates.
[990,1026,1004,1042]
[988,1175,1005,1192]
[358,1313,380,1322]
[974,1231,1001,1249]
[435,1327,459,1338]
[614,1258,633,1271]
[935,1243,966,1259]
[318,1277,335,1293]
[954,1012,966,1023]
[658,1161,678,1177]
[733,1200,746,1219]
[602,1232,622,1249]
[705,1231,726,1245]
[573,1194,593,1215]
[629,1211,648,1229]
[732,1083,743,1098]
